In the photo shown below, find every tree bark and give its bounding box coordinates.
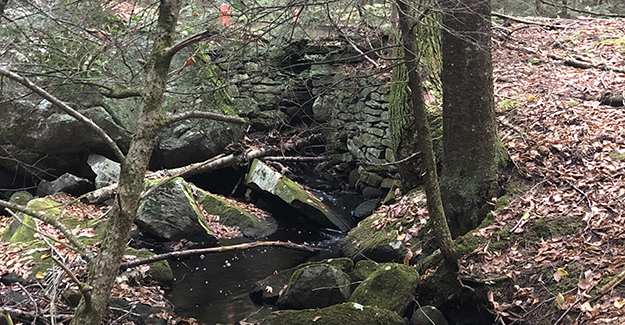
[440,0,507,237]
[69,0,182,323]
[395,0,457,266]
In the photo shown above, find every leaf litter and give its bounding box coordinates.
[464,17,625,324]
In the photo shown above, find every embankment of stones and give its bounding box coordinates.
[220,39,401,199]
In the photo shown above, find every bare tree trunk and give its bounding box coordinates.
[395,0,457,266]
[69,0,182,323]
[440,0,507,237]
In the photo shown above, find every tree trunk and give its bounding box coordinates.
[69,0,181,323]
[388,0,441,190]
[395,0,456,266]
[440,0,507,237]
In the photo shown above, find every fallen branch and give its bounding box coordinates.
[166,111,247,125]
[261,156,326,162]
[504,44,625,74]
[84,136,318,203]
[491,11,563,29]
[120,241,321,270]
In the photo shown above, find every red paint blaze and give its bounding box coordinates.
[218,3,231,26]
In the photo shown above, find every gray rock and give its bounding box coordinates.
[87,154,121,189]
[352,199,379,222]
[154,118,245,168]
[277,264,352,309]
[312,95,337,122]
[194,187,277,239]
[136,178,218,244]
[0,100,131,176]
[411,306,449,325]
[362,187,384,199]
[36,173,93,196]
[359,170,384,188]
[250,258,354,305]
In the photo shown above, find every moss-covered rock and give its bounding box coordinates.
[194,187,277,239]
[349,263,419,316]
[124,247,173,284]
[352,259,380,282]
[250,257,354,304]
[136,178,218,244]
[261,302,406,325]
[277,264,352,309]
[245,159,351,231]
[3,197,62,242]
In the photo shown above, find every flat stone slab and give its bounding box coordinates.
[245,159,350,231]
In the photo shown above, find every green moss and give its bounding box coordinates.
[3,198,63,242]
[349,263,419,315]
[533,215,583,239]
[498,97,520,111]
[352,260,380,281]
[609,151,625,162]
[194,187,274,238]
[261,302,405,325]
[124,247,173,284]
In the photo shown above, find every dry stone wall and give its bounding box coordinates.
[219,42,400,197]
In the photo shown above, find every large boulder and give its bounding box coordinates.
[136,178,218,245]
[341,190,432,264]
[245,159,351,231]
[152,118,245,168]
[250,258,353,305]
[410,306,449,325]
[349,263,420,316]
[276,264,352,309]
[261,302,406,325]
[0,94,132,176]
[194,187,277,239]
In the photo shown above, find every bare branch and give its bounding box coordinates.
[166,111,247,125]
[0,68,126,162]
[51,256,92,306]
[120,241,321,270]
[165,29,217,58]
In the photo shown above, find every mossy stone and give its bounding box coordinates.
[261,302,406,325]
[352,259,380,281]
[349,263,420,315]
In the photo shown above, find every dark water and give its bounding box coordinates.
[167,242,316,324]
[166,188,360,324]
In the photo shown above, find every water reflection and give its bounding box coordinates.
[167,245,315,324]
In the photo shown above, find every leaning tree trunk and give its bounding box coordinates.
[394,0,456,266]
[440,0,507,237]
[388,0,441,190]
[69,0,181,323]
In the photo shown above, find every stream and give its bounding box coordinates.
[166,187,360,324]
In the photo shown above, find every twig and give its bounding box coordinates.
[0,199,93,261]
[120,241,322,270]
[51,256,92,306]
[261,156,325,162]
[599,266,625,294]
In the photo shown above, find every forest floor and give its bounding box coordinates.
[469,16,625,324]
[2,15,625,325]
